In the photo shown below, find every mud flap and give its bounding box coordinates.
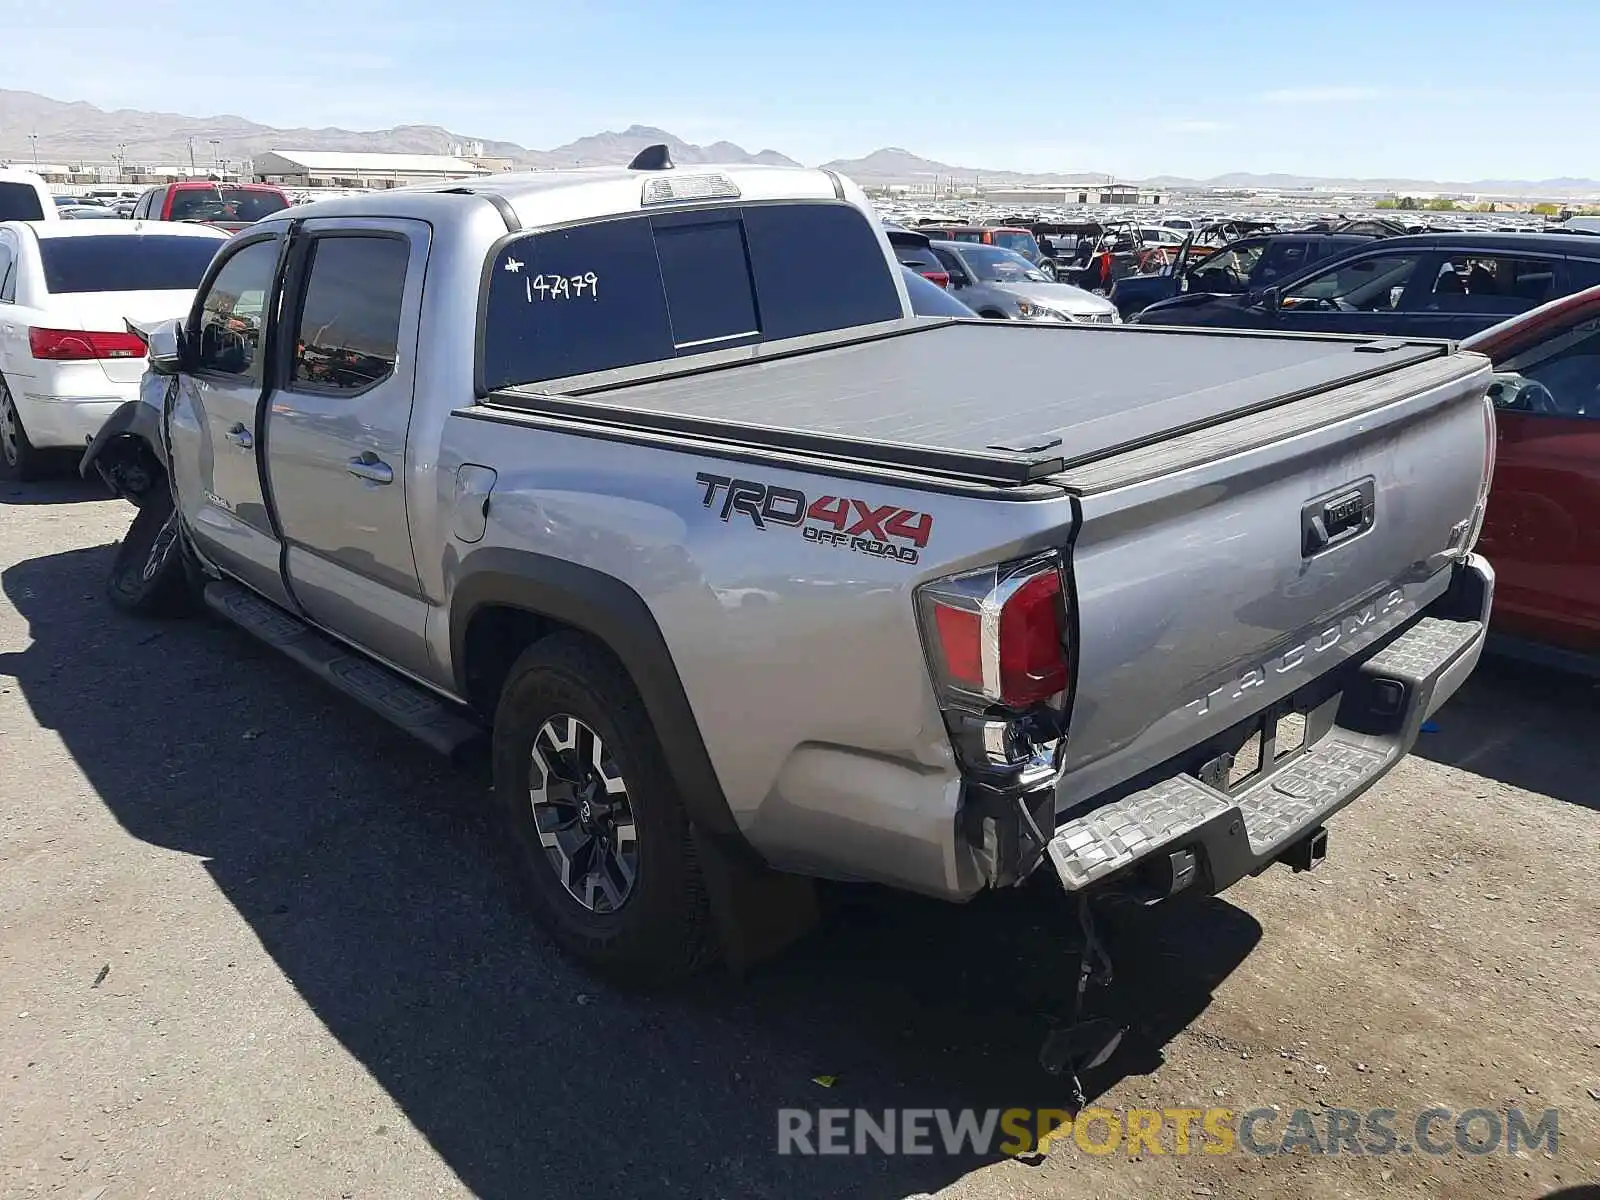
[690,823,820,976]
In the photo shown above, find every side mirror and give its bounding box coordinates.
[130,317,187,376]
[1254,286,1282,312]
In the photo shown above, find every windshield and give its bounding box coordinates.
[988,230,1040,260]
[38,234,223,294]
[958,244,1050,284]
[168,186,289,224]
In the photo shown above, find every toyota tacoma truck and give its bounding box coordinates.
[83,148,1497,997]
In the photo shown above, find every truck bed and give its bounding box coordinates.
[486,320,1455,487]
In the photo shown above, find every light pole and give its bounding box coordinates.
[209,139,220,175]
[27,133,38,169]
[114,141,127,182]
[187,137,197,176]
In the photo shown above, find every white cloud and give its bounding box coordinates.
[1259,85,1391,105]
[1164,119,1230,133]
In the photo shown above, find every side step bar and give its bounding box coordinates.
[203,580,486,760]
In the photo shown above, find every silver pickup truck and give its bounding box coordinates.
[83,150,1496,997]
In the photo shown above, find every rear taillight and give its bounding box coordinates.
[923,270,951,289]
[29,328,147,361]
[917,555,1070,710]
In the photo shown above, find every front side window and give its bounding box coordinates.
[1253,240,1312,286]
[1495,319,1600,419]
[194,238,280,380]
[1282,252,1425,313]
[1187,241,1264,291]
[989,230,1039,259]
[290,236,408,393]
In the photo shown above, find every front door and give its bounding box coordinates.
[1272,248,1432,338]
[1478,319,1600,653]
[166,232,290,605]
[264,218,432,676]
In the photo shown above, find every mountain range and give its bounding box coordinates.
[2,89,1597,197]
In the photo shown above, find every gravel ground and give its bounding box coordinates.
[1,478,1597,1200]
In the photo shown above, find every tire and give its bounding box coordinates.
[493,632,716,984]
[0,373,50,483]
[107,484,200,617]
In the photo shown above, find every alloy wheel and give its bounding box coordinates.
[527,714,640,913]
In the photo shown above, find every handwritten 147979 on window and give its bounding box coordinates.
[504,256,599,302]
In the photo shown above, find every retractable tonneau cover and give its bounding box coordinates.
[487,320,1453,486]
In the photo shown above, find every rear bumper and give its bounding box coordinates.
[15,389,130,450]
[1045,554,1494,898]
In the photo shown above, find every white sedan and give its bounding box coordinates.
[0,220,229,480]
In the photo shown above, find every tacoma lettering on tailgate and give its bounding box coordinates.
[1185,588,1409,719]
[694,472,932,564]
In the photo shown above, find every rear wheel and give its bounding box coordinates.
[493,633,716,984]
[0,374,49,482]
[107,484,200,616]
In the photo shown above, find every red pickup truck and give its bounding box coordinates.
[129,182,291,232]
[1463,284,1600,672]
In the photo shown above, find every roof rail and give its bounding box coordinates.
[439,185,520,232]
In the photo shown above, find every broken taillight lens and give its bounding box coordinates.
[917,554,1071,711]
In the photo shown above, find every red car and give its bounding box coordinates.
[129,182,291,232]
[1462,284,1600,671]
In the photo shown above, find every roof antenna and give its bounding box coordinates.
[628,144,674,171]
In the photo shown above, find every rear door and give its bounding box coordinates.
[264,218,431,675]
[1477,317,1600,652]
[166,230,289,603]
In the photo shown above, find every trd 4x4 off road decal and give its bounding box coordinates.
[694,472,933,564]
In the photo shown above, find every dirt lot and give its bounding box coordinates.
[1,477,1597,1200]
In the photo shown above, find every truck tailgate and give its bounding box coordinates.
[1053,350,1494,812]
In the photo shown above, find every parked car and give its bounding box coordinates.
[57,205,125,221]
[130,182,292,232]
[1460,285,1600,672]
[0,220,229,479]
[1110,231,1376,319]
[0,169,56,223]
[886,228,951,288]
[901,265,976,316]
[930,240,1119,322]
[914,224,1053,275]
[83,153,1495,1019]
[1134,234,1600,340]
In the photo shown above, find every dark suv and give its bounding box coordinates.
[1112,232,1376,319]
[1133,233,1600,340]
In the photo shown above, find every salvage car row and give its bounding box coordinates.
[0,156,1593,1064]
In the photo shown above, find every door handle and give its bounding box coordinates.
[224,422,253,449]
[346,452,394,485]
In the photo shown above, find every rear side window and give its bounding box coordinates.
[989,230,1038,257]
[480,202,902,390]
[290,236,409,393]
[38,235,223,294]
[0,181,45,222]
[742,203,901,339]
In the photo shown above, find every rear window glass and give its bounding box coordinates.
[168,187,288,223]
[38,235,223,294]
[0,181,46,222]
[480,202,902,390]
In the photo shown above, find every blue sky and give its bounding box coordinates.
[5,0,1598,179]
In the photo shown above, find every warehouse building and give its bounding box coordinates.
[253,150,493,190]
